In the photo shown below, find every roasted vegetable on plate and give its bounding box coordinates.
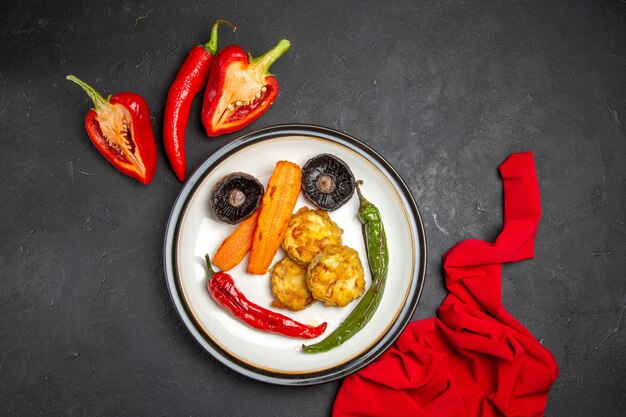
[301,154,356,211]
[303,181,389,353]
[281,206,344,265]
[205,155,389,352]
[248,161,302,274]
[210,172,264,224]
[205,255,327,338]
[270,256,313,311]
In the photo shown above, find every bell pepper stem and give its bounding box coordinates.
[66,75,109,112]
[203,18,237,55]
[249,39,291,75]
[205,254,216,280]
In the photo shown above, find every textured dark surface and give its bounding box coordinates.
[1,0,625,415]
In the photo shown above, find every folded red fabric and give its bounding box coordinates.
[333,152,559,417]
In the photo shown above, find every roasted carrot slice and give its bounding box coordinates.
[213,209,260,271]
[248,161,302,274]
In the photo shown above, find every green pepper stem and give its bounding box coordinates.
[205,254,216,279]
[66,75,109,112]
[355,180,365,200]
[355,180,372,211]
[249,39,291,75]
[203,18,236,55]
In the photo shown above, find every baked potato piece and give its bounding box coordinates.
[306,245,365,307]
[270,256,314,311]
[282,206,343,265]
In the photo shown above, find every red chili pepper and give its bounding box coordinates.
[205,255,327,339]
[201,39,291,137]
[66,75,157,184]
[163,19,236,182]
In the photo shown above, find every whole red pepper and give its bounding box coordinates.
[163,19,236,182]
[201,39,291,137]
[205,255,327,339]
[66,75,157,184]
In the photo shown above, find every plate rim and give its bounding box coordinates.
[163,123,427,385]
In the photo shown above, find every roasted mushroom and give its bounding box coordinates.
[301,154,356,211]
[210,172,264,224]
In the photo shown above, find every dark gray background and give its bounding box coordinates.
[1,0,625,416]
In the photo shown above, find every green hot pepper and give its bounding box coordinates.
[302,181,389,353]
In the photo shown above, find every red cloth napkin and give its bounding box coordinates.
[333,152,559,417]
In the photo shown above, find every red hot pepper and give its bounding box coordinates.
[205,255,327,339]
[201,39,291,137]
[66,75,157,184]
[163,19,236,182]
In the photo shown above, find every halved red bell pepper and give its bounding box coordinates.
[201,39,291,137]
[66,75,157,184]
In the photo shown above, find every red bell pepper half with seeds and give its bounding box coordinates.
[201,39,291,136]
[66,75,157,184]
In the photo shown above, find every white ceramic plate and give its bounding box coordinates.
[164,124,426,385]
